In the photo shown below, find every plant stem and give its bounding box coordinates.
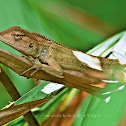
[0,66,40,126]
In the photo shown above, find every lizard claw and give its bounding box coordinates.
[20,66,37,76]
[20,57,64,78]
[20,56,40,76]
[29,68,39,76]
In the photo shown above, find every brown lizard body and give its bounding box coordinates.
[0,26,125,83]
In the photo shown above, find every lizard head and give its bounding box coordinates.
[0,26,47,57]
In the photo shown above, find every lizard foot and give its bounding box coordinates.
[20,65,39,76]
[20,58,64,78]
[20,56,43,76]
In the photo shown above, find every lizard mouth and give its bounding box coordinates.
[0,36,28,53]
[0,36,40,57]
[0,36,25,50]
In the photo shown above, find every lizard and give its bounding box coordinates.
[0,26,126,86]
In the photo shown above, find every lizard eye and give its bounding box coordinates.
[13,33,25,41]
[29,43,33,48]
[15,34,25,37]
[16,34,20,36]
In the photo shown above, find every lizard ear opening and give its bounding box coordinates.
[29,43,34,48]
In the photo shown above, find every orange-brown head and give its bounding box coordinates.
[0,26,48,57]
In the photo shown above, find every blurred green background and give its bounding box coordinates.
[0,0,126,125]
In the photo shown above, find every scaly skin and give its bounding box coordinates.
[0,26,125,84]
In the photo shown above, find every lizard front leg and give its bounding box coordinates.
[20,56,64,78]
[37,57,64,78]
